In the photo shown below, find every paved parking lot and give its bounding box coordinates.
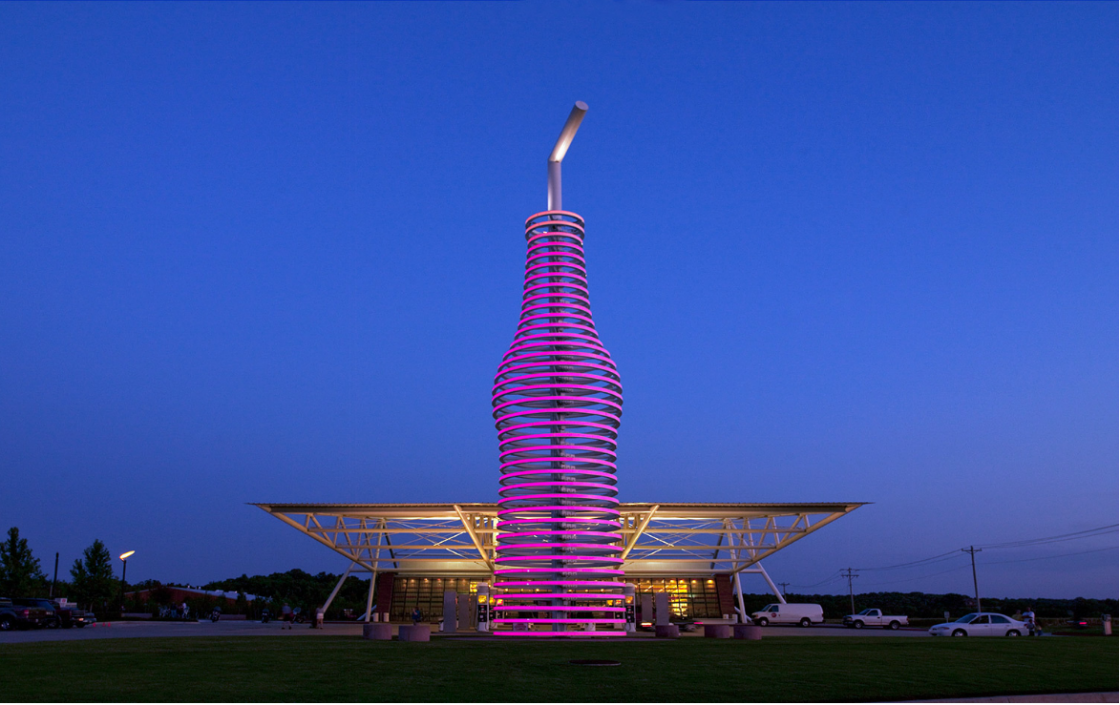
[709,623,930,638]
[0,620,363,643]
[0,620,931,643]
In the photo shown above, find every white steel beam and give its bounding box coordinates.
[620,504,660,560]
[453,505,493,569]
[363,519,384,622]
[320,561,354,614]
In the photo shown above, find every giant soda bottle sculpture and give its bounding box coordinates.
[491,102,626,634]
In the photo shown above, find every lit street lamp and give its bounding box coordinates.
[119,551,135,613]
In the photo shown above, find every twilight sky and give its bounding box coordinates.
[1,2,1115,599]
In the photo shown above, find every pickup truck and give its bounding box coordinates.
[19,599,96,628]
[51,600,96,628]
[0,597,50,631]
[843,608,908,630]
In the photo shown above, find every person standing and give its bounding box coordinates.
[281,603,293,630]
[1023,608,1038,636]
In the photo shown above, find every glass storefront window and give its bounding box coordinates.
[390,577,480,623]
[388,575,723,622]
[634,577,723,619]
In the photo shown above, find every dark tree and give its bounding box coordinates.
[69,539,116,613]
[0,527,46,597]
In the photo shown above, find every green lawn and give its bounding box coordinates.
[0,636,1115,702]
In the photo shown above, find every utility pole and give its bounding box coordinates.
[778,582,791,597]
[962,546,982,613]
[841,568,859,616]
[50,552,59,598]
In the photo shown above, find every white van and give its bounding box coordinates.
[751,603,824,627]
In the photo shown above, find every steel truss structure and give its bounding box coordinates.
[254,501,864,621]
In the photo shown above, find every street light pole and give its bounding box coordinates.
[962,546,982,613]
[119,551,135,613]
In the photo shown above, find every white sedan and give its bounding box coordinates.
[928,612,1028,637]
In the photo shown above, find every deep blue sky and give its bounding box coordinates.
[1,2,1115,599]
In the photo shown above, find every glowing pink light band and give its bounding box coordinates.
[493,568,625,576]
[492,614,627,623]
[499,593,620,600]
[499,531,621,540]
[496,506,619,516]
[493,210,624,634]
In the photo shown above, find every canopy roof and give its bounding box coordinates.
[254,501,865,577]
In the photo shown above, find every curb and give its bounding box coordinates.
[904,693,1119,703]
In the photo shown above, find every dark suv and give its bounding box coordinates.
[0,597,50,630]
[9,598,59,629]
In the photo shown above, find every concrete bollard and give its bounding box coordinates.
[398,624,431,642]
[362,623,392,640]
[441,590,458,633]
[734,624,762,640]
[457,595,473,631]
[654,593,671,626]
[704,624,732,639]
[655,624,680,639]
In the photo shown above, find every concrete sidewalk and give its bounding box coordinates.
[0,620,938,644]
[0,620,368,643]
[907,693,1118,703]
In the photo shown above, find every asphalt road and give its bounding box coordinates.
[0,620,932,643]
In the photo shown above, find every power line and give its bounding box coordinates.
[853,523,1116,574]
[788,570,844,589]
[861,562,972,588]
[981,545,1119,566]
[856,550,963,572]
[860,546,1118,589]
[791,526,1116,593]
[979,524,1118,550]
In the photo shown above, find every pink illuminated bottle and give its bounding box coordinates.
[490,103,625,635]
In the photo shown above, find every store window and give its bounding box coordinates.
[634,578,722,619]
[390,577,480,623]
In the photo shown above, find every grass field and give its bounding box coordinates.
[0,635,1115,702]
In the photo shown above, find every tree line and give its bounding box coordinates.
[201,569,373,619]
[5,526,1115,621]
[0,527,119,615]
[739,590,1117,620]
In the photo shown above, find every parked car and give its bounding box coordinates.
[672,618,700,632]
[0,597,50,631]
[751,603,824,627]
[928,612,1028,637]
[843,608,909,630]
